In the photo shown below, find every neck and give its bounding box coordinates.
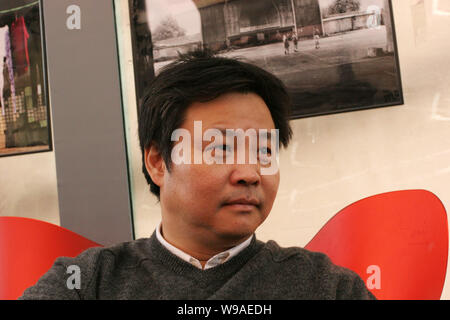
[159,222,248,262]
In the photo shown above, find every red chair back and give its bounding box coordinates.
[305,190,448,300]
[0,217,101,300]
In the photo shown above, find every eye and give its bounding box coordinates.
[205,144,232,153]
[258,147,273,165]
[259,147,272,155]
[217,144,232,152]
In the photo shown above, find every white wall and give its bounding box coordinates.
[0,150,59,225]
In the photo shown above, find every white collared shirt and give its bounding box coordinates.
[155,222,253,270]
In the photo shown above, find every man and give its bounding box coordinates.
[283,33,290,55]
[314,27,321,49]
[20,50,376,300]
[292,31,299,52]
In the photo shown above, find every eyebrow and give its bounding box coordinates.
[210,128,274,139]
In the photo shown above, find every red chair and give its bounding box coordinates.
[0,217,101,300]
[305,190,449,300]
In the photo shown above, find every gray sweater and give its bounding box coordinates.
[20,232,376,300]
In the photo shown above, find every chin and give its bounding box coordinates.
[216,232,253,244]
[214,222,258,241]
[212,208,268,241]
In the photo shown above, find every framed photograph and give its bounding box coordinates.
[0,0,51,157]
[129,0,403,119]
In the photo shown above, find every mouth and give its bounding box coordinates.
[222,198,260,211]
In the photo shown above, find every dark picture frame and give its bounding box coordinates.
[0,0,52,157]
[129,0,403,119]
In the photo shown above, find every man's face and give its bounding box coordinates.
[156,92,280,244]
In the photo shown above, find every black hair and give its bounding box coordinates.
[138,49,293,199]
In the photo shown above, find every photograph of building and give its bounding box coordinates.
[134,0,403,118]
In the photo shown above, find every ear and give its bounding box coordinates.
[144,145,166,189]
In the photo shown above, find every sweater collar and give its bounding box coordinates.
[155,222,253,270]
[147,230,263,283]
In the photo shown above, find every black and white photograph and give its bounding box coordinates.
[129,0,403,119]
[0,0,51,157]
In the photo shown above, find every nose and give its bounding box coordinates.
[229,164,261,186]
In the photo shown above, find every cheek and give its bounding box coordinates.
[165,164,226,207]
[262,173,280,209]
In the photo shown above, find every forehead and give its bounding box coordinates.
[183,92,275,130]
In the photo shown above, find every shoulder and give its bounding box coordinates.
[262,239,333,268]
[261,240,376,300]
[51,237,151,272]
[94,237,152,267]
[19,238,152,300]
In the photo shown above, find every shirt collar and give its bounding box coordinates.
[156,221,253,270]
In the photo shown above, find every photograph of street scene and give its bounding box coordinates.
[129,0,403,118]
